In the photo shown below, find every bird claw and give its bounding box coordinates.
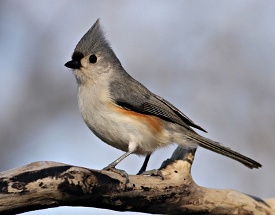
[103,166,129,184]
[137,169,164,180]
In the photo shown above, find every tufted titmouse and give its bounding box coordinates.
[65,19,261,175]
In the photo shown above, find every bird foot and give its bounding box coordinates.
[103,165,129,184]
[137,169,164,180]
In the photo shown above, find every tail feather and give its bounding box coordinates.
[187,134,262,169]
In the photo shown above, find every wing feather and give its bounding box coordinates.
[110,77,207,132]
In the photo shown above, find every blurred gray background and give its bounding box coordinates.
[0,1,274,214]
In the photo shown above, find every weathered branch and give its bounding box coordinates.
[0,148,273,214]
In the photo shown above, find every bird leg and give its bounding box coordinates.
[103,151,132,184]
[137,154,151,175]
[137,154,164,179]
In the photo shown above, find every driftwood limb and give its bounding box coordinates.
[0,147,273,214]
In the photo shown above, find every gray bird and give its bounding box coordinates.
[65,19,261,177]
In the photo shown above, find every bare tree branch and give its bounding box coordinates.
[0,148,273,214]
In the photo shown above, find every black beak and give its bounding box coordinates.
[64,60,81,69]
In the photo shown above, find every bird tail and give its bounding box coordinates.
[186,133,262,169]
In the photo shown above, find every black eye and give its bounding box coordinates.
[89,55,97,64]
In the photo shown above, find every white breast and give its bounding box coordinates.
[77,82,169,155]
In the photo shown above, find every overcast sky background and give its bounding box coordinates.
[0,1,274,214]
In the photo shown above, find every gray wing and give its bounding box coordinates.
[109,77,207,132]
[151,93,207,132]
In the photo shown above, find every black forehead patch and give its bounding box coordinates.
[72,51,84,61]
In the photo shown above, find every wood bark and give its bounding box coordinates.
[0,148,273,214]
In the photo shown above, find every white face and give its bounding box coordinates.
[73,51,113,85]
